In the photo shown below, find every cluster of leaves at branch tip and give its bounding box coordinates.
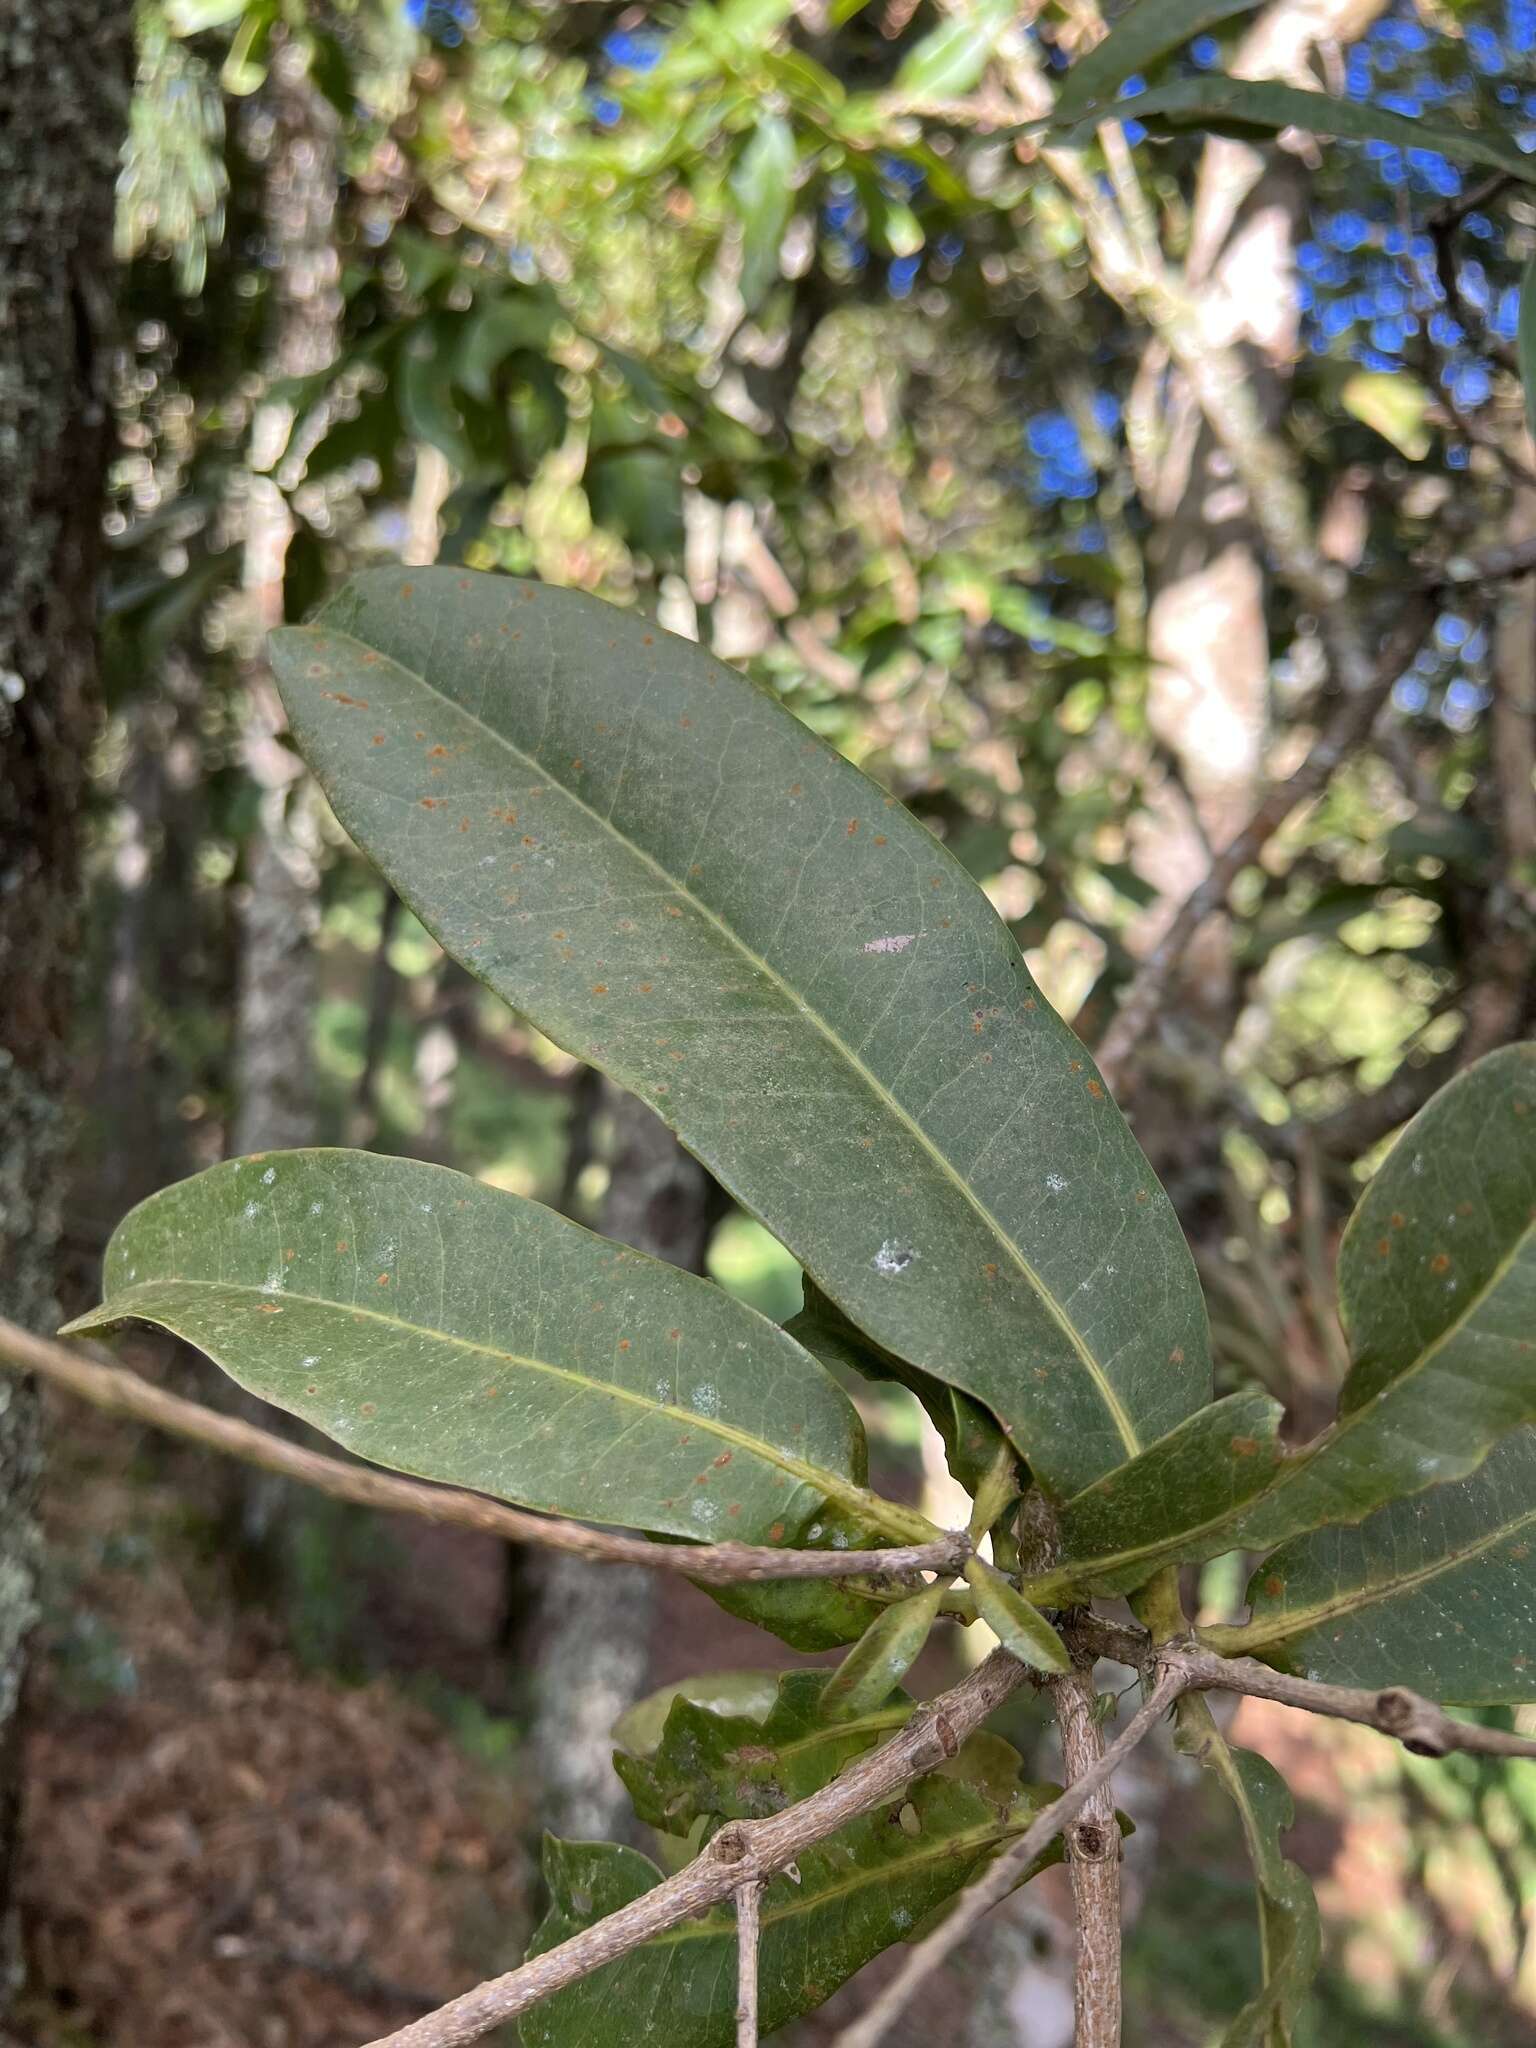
[65,560,1536,2044]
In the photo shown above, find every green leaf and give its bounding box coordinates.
[697,1528,895,1650]
[964,1558,1069,1673]
[525,1753,1064,2045]
[165,0,248,31]
[1043,1391,1286,1600]
[822,1583,947,1719]
[455,292,560,403]
[1340,369,1433,461]
[614,1670,784,1774]
[268,569,1211,1499]
[1218,1429,1536,1705]
[731,114,798,311]
[1077,78,1536,185]
[1027,1046,1536,1590]
[1519,257,1536,442]
[1178,1697,1321,2048]
[1051,2,1263,123]
[894,0,1015,100]
[616,1670,912,1833]
[62,1148,891,1547]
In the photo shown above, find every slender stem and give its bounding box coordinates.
[735,1880,761,2048]
[829,1667,1186,2048]
[1054,1669,1121,2048]
[0,1315,967,1585]
[1172,1646,1536,1761]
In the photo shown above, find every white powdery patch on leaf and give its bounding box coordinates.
[862,932,917,955]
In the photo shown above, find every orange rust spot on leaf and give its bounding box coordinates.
[713,1452,732,1468]
[679,717,691,729]
[638,982,654,994]
[874,834,887,846]
[618,1338,631,1352]
[399,582,414,597]
[769,1523,786,1543]
[1230,1437,1259,1458]
[322,690,370,709]
[371,733,387,746]
[284,1249,296,1263]
[1169,1347,1185,1365]
[377,1273,391,1286]
[1262,1576,1285,1598]
[420,797,442,810]
[847,819,859,836]
[1376,1237,1391,1258]
[428,744,450,758]
[642,633,654,646]
[1023,998,1037,1012]
[360,1401,377,1417]
[1390,1211,1407,1229]
[1086,1079,1104,1098]
[335,1240,349,1253]
[592,983,608,995]
[1430,1252,1452,1274]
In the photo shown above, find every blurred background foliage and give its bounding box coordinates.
[31,1,1536,2043]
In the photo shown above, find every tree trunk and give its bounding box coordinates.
[524,1086,714,1843]
[0,0,133,1995]
[227,32,341,1558]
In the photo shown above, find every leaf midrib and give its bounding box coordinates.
[93,1274,903,1538]
[1229,1490,1536,1656]
[316,623,1140,1460]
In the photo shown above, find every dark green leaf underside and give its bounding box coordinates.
[63,1148,874,1546]
[1229,1428,1536,1706]
[270,568,1210,1496]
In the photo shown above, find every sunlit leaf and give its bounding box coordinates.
[63,1148,884,1547]
[731,114,797,311]
[894,0,1015,100]
[268,569,1211,1499]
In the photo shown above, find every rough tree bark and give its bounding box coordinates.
[525,1085,714,1842]
[0,0,133,1995]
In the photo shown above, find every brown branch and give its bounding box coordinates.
[1172,1646,1536,1761]
[1054,1668,1122,2048]
[1094,599,1435,1089]
[362,1649,1037,2048]
[829,1666,1187,2048]
[0,1315,967,1586]
[1431,531,1536,586]
[735,1879,761,2048]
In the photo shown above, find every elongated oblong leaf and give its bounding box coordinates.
[1073,78,1536,185]
[1023,1047,1536,1593]
[1222,1429,1536,1705]
[964,1557,1069,1672]
[525,1757,1062,2045]
[822,1583,947,1719]
[269,569,1210,1496]
[62,1148,877,1546]
[732,114,796,310]
[1052,2,1263,122]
